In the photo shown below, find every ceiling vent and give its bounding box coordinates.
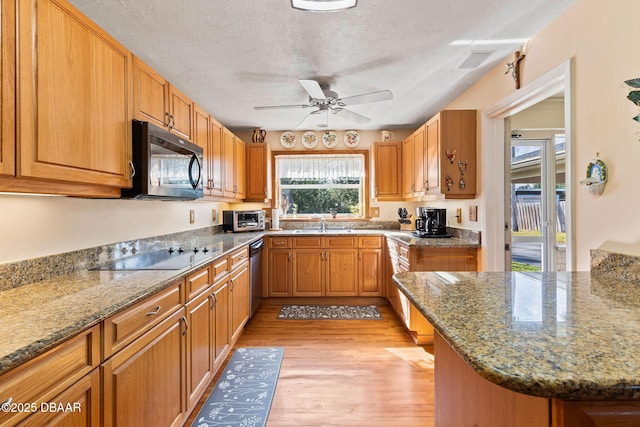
[458,51,495,69]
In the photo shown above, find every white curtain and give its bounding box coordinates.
[277,154,364,181]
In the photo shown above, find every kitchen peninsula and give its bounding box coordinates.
[393,266,640,426]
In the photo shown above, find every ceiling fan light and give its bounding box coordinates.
[291,0,357,12]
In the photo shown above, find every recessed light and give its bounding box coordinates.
[291,0,357,12]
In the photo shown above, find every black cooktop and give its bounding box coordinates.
[93,247,213,271]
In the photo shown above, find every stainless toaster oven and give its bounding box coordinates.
[222,210,265,232]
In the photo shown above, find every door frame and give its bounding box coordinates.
[481,59,574,271]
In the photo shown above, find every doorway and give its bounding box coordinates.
[481,59,574,271]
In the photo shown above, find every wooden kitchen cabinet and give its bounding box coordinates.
[245,143,272,202]
[13,0,132,196]
[133,56,194,141]
[102,308,188,427]
[206,117,225,197]
[229,257,250,345]
[0,325,100,427]
[234,135,246,199]
[194,105,211,194]
[325,249,359,296]
[221,128,245,200]
[212,276,231,368]
[372,141,402,201]
[402,136,414,198]
[293,249,326,296]
[268,248,293,296]
[0,0,14,177]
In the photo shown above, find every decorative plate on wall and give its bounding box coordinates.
[322,131,338,148]
[280,131,296,148]
[343,130,360,147]
[302,131,318,148]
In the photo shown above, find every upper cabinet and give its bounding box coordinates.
[372,141,402,201]
[0,0,15,178]
[11,0,132,196]
[133,56,194,141]
[402,110,476,200]
[207,117,224,197]
[245,143,272,202]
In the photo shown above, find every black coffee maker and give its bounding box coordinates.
[415,207,449,237]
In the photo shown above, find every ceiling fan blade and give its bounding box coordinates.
[299,79,326,100]
[295,110,316,128]
[338,90,393,106]
[333,108,371,125]
[254,104,312,110]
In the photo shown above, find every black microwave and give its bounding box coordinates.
[123,120,203,200]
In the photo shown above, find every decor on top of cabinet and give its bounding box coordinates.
[344,130,360,147]
[580,154,608,196]
[252,129,266,143]
[280,131,296,148]
[302,131,318,148]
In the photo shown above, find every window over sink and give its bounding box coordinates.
[275,153,367,217]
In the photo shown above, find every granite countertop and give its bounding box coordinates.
[0,232,263,375]
[393,271,640,401]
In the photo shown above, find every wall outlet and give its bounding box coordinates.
[189,209,195,224]
[469,205,478,222]
[455,208,462,223]
[212,209,217,222]
[370,207,380,217]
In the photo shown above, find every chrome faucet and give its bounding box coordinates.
[320,216,326,231]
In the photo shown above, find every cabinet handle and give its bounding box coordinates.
[168,114,175,130]
[264,186,268,196]
[358,253,362,260]
[288,253,292,261]
[209,293,216,308]
[164,112,170,127]
[375,187,379,196]
[424,180,429,190]
[230,278,235,291]
[181,316,188,336]
[146,306,161,316]
[129,160,136,179]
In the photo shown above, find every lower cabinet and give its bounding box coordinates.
[102,308,188,427]
[267,235,383,297]
[229,260,250,344]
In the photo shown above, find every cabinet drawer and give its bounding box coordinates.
[326,236,357,248]
[186,266,211,300]
[399,244,410,263]
[103,281,183,358]
[358,236,382,248]
[292,236,323,248]
[211,256,229,282]
[269,236,290,248]
[0,325,100,427]
[230,246,249,270]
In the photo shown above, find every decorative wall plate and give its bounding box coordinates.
[302,131,318,148]
[280,131,296,148]
[580,157,608,195]
[343,130,360,147]
[322,131,338,148]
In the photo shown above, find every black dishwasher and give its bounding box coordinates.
[249,238,264,317]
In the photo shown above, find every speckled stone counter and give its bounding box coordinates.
[393,271,640,401]
[0,231,263,374]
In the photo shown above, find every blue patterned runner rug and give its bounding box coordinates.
[277,304,383,320]
[190,347,284,427]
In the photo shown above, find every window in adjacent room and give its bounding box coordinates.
[275,153,366,217]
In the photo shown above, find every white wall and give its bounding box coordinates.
[445,0,640,270]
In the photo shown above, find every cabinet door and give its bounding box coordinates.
[325,249,358,296]
[213,279,230,367]
[0,0,14,177]
[168,85,193,141]
[402,137,414,198]
[18,0,132,187]
[437,110,476,198]
[269,249,293,297]
[194,105,210,196]
[18,369,101,427]
[133,56,168,129]
[185,288,214,414]
[222,128,235,198]
[373,141,402,200]
[413,126,425,195]
[425,117,440,191]
[245,144,271,202]
[234,136,246,199]
[102,309,187,427]
[208,117,224,197]
[359,249,382,296]
[293,250,325,296]
[229,262,250,344]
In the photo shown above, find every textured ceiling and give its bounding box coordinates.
[68,0,575,131]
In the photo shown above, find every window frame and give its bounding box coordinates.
[270,149,370,219]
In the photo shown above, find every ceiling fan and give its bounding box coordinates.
[254,79,393,128]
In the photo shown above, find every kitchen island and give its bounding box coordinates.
[393,271,640,426]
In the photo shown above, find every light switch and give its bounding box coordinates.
[370,207,380,217]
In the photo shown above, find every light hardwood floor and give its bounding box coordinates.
[185,297,435,427]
